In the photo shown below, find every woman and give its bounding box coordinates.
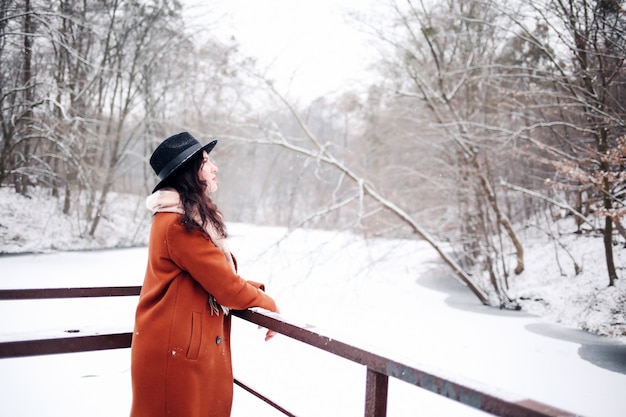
[130,131,279,417]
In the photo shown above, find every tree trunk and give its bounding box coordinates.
[19,0,34,195]
[602,173,618,286]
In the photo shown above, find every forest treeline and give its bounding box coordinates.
[1,0,624,308]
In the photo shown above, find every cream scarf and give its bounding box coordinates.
[146,188,233,315]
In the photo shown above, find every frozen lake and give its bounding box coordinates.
[0,224,625,416]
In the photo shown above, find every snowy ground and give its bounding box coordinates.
[0,187,625,416]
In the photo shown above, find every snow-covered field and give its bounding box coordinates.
[0,187,625,416]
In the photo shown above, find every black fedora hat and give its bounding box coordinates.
[149,131,217,192]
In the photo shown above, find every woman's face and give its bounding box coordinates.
[198,151,218,193]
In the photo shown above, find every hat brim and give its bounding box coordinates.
[152,139,217,193]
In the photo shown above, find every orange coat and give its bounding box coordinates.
[130,212,277,417]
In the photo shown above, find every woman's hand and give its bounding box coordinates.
[264,328,278,341]
[262,306,280,341]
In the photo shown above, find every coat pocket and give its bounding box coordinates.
[187,311,202,360]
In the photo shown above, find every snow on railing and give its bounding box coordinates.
[0,286,581,417]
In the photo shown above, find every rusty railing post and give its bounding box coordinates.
[365,367,388,417]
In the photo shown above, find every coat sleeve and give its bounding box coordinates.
[165,222,277,313]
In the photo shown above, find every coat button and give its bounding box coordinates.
[216,336,222,345]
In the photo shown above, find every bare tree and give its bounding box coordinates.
[84,0,190,236]
[353,0,535,306]
[493,0,626,286]
[0,0,46,192]
[1,0,247,239]
[223,79,490,305]
[331,0,624,306]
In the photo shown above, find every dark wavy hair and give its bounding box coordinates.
[159,152,227,239]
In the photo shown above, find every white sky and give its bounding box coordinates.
[185,0,380,101]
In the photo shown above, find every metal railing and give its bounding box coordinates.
[0,286,581,417]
